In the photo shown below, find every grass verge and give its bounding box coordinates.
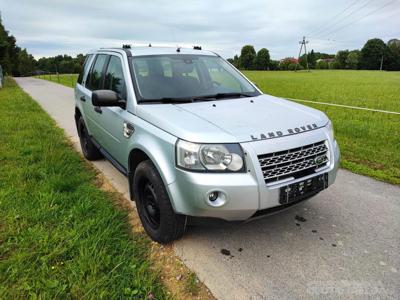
[34,73,78,88]
[0,77,167,298]
[244,70,400,185]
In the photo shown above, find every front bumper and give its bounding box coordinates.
[167,129,340,221]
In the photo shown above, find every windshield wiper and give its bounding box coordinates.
[139,93,253,104]
[139,97,194,104]
[193,92,253,101]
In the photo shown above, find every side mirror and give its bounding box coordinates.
[92,90,125,108]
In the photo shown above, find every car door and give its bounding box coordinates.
[81,54,110,146]
[94,54,131,168]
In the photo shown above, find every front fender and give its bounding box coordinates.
[126,115,178,186]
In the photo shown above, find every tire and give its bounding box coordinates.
[133,160,186,244]
[77,116,102,161]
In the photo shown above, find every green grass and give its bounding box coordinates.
[34,73,78,88]
[184,272,200,296]
[243,70,400,185]
[0,78,167,299]
[244,70,400,112]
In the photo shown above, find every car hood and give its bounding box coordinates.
[136,94,329,143]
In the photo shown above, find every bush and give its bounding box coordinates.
[315,61,328,69]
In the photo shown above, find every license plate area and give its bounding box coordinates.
[279,173,328,205]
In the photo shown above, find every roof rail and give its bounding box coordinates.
[193,46,202,50]
[122,44,131,49]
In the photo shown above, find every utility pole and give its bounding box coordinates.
[295,36,310,71]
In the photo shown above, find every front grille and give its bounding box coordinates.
[258,141,329,184]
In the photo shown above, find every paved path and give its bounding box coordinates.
[15,77,400,300]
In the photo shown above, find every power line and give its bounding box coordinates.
[307,0,362,37]
[320,0,398,38]
[311,0,376,39]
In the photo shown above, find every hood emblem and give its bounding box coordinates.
[250,123,318,141]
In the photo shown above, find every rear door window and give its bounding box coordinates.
[77,54,93,85]
[86,54,109,90]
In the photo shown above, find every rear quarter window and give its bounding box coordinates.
[86,54,109,91]
[77,54,93,85]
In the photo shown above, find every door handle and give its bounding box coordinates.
[80,96,86,102]
[94,106,102,114]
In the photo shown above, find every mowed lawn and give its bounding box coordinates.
[0,78,167,298]
[244,70,400,185]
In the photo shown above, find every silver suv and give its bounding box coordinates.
[75,45,340,243]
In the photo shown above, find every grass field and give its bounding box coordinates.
[35,73,78,88]
[0,78,167,298]
[244,70,400,185]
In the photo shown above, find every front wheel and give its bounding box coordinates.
[133,160,186,244]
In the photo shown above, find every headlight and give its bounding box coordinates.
[326,120,335,139]
[176,140,245,172]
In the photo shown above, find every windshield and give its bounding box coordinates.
[130,54,260,103]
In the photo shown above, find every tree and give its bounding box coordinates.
[18,49,35,76]
[269,60,280,70]
[335,50,349,69]
[299,49,317,69]
[386,39,400,71]
[360,38,388,70]
[346,50,360,69]
[308,50,316,68]
[254,48,270,70]
[239,45,256,69]
[233,55,239,68]
[315,60,328,69]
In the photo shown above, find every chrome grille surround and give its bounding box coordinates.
[258,141,329,184]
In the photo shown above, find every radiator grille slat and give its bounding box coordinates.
[258,141,329,184]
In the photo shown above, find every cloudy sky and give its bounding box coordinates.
[0,0,399,59]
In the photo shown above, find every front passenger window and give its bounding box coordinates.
[104,56,126,99]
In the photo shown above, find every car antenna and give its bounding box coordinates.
[148,43,152,47]
[176,46,181,53]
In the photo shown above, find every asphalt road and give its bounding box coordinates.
[15,77,400,300]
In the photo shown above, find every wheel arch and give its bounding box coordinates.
[127,145,176,202]
[75,106,83,135]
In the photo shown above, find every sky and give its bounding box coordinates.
[0,0,399,59]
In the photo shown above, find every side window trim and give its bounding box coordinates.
[100,55,111,90]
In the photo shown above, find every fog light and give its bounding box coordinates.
[208,191,219,202]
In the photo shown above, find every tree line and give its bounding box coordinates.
[0,17,85,76]
[228,38,400,71]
